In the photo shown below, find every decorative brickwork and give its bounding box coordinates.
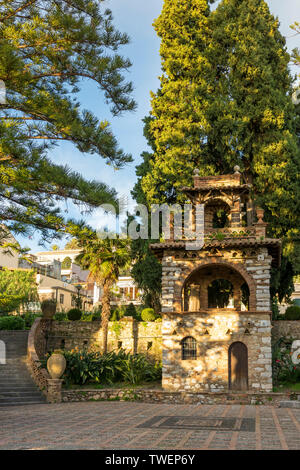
[46,378,63,403]
[27,318,50,395]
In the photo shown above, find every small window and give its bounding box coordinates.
[147,341,153,351]
[118,341,122,349]
[59,294,64,304]
[181,337,197,360]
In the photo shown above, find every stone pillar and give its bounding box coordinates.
[231,199,241,227]
[233,286,241,310]
[201,281,209,309]
[254,208,268,238]
[188,285,200,311]
[46,378,63,404]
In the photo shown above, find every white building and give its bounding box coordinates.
[0,231,19,270]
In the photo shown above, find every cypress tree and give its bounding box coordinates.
[136,0,300,274]
[208,0,300,269]
[140,0,214,205]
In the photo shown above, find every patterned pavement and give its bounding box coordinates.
[1,402,300,450]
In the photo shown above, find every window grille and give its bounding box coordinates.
[181,337,197,360]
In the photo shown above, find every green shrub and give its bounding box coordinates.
[110,310,119,321]
[60,349,162,386]
[110,305,126,321]
[67,308,82,321]
[0,315,25,330]
[273,337,300,385]
[141,308,157,322]
[53,311,68,321]
[285,305,300,320]
[81,312,93,322]
[92,309,102,321]
[21,312,41,328]
[124,303,138,319]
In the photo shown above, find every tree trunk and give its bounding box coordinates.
[101,281,111,354]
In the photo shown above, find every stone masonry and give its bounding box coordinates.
[151,168,281,394]
[162,311,272,392]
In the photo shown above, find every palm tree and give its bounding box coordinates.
[76,236,131,353]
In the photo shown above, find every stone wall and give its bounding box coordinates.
[272,321,300,343]
[45,318,162,359]
[62,388,294,406]
[161,247,272,313]
[162,312,272,393]
[27,318,50,395]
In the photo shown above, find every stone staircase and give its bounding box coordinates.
[0,331,46,407]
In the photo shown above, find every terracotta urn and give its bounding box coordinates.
[41,299,57,320]
[256,207,265,224]
[47,352,66,379]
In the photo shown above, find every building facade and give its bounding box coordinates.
[151,168,281,393]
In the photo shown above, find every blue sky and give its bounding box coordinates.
[18,0,300,252]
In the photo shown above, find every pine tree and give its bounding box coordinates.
[0,0,135,241]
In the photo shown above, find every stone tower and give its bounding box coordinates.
[151,168,281,393]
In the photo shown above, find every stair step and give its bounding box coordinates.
[279,401,300,409]
[0,378,35,383]
[0,396,46,403]
[0,331,45,406]
[0,390,42,396]
[0,401,46,407]
[0,395,44,400]
[0,387,41,392]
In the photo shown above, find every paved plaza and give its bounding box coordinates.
[1,402,300,450]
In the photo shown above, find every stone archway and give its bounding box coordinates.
[177,259,256,312]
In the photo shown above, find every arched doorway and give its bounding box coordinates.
[228,342,248,391]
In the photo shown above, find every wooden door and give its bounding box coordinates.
[229,342,248,391]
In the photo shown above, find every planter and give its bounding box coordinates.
[41,299,57,320]
[47,352,66,379]
[256,208,265,223]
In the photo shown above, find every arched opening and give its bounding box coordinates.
[205,199,230,230]
[241,283,250,311]
[182,264,251,312]
[181,337,197,360]
[228,342,248,391]
[208,279,234,308]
